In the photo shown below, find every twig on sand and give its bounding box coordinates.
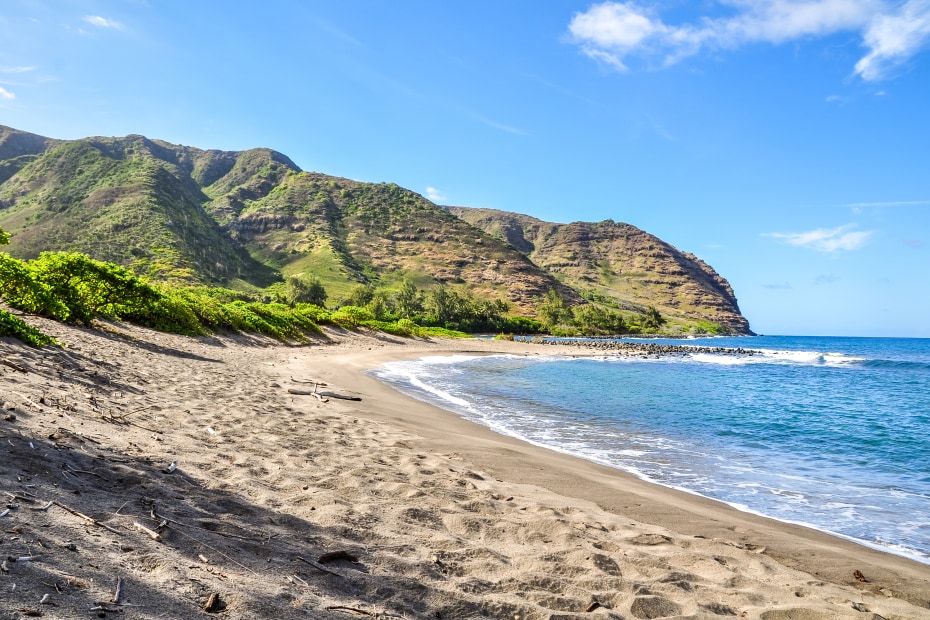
[291,377,327,386]
[203,592,224,613]
[134,521,163,542]
[2,359,27,373]
[324,605,373,616]
[295,556,344,578]
[52,501,123,536]
[110,576,124,605]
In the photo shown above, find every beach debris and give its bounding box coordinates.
[318,550,359,564]
[53,501,123,536]
[162,460,177,474]
[2,359,28,373]
[110,576,124,605]
[291,376,327,386]
[134,521,163,542]
[295,555,344,577]
[203,592,225,613]
[585,600,603,612]
[324,605,373,616]
[853,569,869,583]
[318,391,362,401]
[38,594,51,605]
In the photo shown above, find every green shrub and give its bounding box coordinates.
[330,305,375,328]
[0,309,57,347]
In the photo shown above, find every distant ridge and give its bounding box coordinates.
[446,207,750,334]
[0,125,751,333]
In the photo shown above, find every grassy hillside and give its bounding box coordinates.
[0,126,752,333]
[447,207,751,334]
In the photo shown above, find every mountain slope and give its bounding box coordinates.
[0,127,576,311]
[447,207,751,334]
[0,126,751,331]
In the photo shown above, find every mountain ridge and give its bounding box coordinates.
[0,126,751,334]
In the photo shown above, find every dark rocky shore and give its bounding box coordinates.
[537,338,757,357]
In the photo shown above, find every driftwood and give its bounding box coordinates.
[110,577,124,604]
[287,388,360,401]
[1,359,27,373]
[324,606,373,616]
[317,391,362,401]
[203,592,224,613]
[53,501,123,536]
[134,521,162,542]
[291,377,327,386]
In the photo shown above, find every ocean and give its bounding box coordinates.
[369,336,930,565]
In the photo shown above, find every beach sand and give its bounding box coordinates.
[1,319,928,619]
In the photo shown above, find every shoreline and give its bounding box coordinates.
[364,345,930,569]
[288,338,930,602]
[2,322,929,618]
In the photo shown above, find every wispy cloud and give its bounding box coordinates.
[846,199,930,208]
[904,238,923,248]
[425,187,446,203]
[471,112,528,136]
[567,1,930,81]
[0,66,37,74]
[762,281,793,289]
[0,86,14,100]
[815,273,840,284]
[762,223,874,252]
[83,15,122,29]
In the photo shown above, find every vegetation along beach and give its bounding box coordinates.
[2,1,930,618]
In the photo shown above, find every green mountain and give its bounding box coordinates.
[0,126,751,333]
[446,207,751,334]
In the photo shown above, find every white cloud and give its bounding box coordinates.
[0,86,14,100]
[763,223,874,252]
[567,1,930,80]
[425,187,446,203]
[856,0,930,79]
[83,15,122,29]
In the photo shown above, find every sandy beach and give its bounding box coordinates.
[1,319,929,619]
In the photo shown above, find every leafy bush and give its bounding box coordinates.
[330,305,375,328]
[0,309,57,347]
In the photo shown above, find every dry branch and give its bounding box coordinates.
[295,555,344,577]
[52,501,123,536]
[2,359,27,373]
[134,521,162,542]
[324,606,373,616]
[291,377,327,386]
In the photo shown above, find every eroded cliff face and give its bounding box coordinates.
[448,207,752,334]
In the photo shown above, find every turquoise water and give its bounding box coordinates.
[370,336,930,564]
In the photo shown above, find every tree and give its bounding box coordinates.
[427,284,460,326]
[285,275,327,307]
[395,279,424,318]
[643,306,666,330]
[536,288,572,331]
[341,284,374,308]
[367,289,394,320]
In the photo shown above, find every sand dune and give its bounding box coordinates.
[1,319,928,619]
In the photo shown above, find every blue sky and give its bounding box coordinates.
[1,1,928,336]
